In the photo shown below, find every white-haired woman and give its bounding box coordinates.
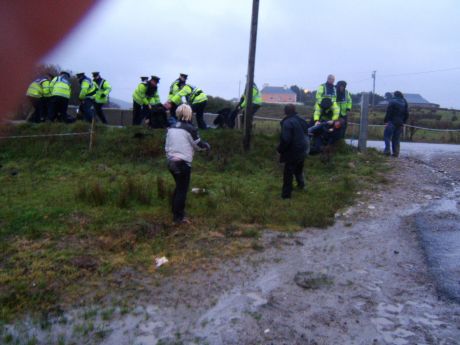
[165,104,211,224]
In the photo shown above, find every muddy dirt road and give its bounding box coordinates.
[7,145,460,345]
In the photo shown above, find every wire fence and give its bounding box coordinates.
[1,110,460,147]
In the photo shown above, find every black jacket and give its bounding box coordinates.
[384,97,409,126]
[277,113,309,162]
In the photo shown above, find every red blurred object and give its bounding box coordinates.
[0,1,95,119]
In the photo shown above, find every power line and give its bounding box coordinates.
[379,67,460,78]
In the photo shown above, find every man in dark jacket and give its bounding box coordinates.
[277,104,309,199]
[384,91,409,157]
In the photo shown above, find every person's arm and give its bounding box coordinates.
[315,85,323,103]
[384,103,392,124]
[102,80,112,97]
[186,124,210,151]
[41,80,51,97]
[331,103,340,121]
[277,121,292,154]
[313,104,321,122]
[152,91,161,105]
[170,85,191,105]
[79,80,88,100]
[346,91,352,111]
[403,101,409,124]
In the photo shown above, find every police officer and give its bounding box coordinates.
[76,72,97,122]
[230,83,262,128]
[132,76,161,125]
[167,83,208,129]
[335,80,352,138]
[168,73,188,120]
[92,72,111,124]
[146,76,167,128]
[48,71,73,122]
[315,74,336,104]
[309,98,341,153]
[26,75,49,122]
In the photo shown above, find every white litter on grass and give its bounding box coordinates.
[264,328,270,334]
[155,257,169,268]
[191,188,207,194]
[368,205,376,210]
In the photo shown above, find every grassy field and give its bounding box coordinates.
[0,123,388,322]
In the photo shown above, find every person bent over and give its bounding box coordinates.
[230,83,262,128]
[277,104,309,199]
[167,83,209,129]
[133,76,160,125]
[165,104,211,224]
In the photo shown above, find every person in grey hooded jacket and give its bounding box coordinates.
[165,104,210,224]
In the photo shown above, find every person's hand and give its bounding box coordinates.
[327,120,333,125]
[163,102,172,110]
[315,121,321,125]
[148,104,152,110]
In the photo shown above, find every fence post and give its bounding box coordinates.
[358,92,369,152]
[89,116,96,152]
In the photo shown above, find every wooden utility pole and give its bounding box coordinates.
[243,0,260,151]
[358,92,369,152]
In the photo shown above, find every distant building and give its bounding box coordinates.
[377,93,439,109]
[261,84,297,104]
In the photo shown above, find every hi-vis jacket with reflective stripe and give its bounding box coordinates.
[50,76,72,99]
[147,92,161,106]
[133,82,149,105]
[133,82,161,106]
[79,77,97,100]
[26,78,47,98]
[336,90,352,117]
[42,80,52,98]
[241,85,262,108]
[94,78,112,104]
[313,102,340,122]
[170,84,207,105]
[168,79,184,101]
[316,83,337,103]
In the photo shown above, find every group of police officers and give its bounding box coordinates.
[26,71,349,138]
[308,74,352,152]
[26,71,112,124]
[26,71,263,129]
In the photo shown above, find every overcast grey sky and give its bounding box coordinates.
[44,0,460,108]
